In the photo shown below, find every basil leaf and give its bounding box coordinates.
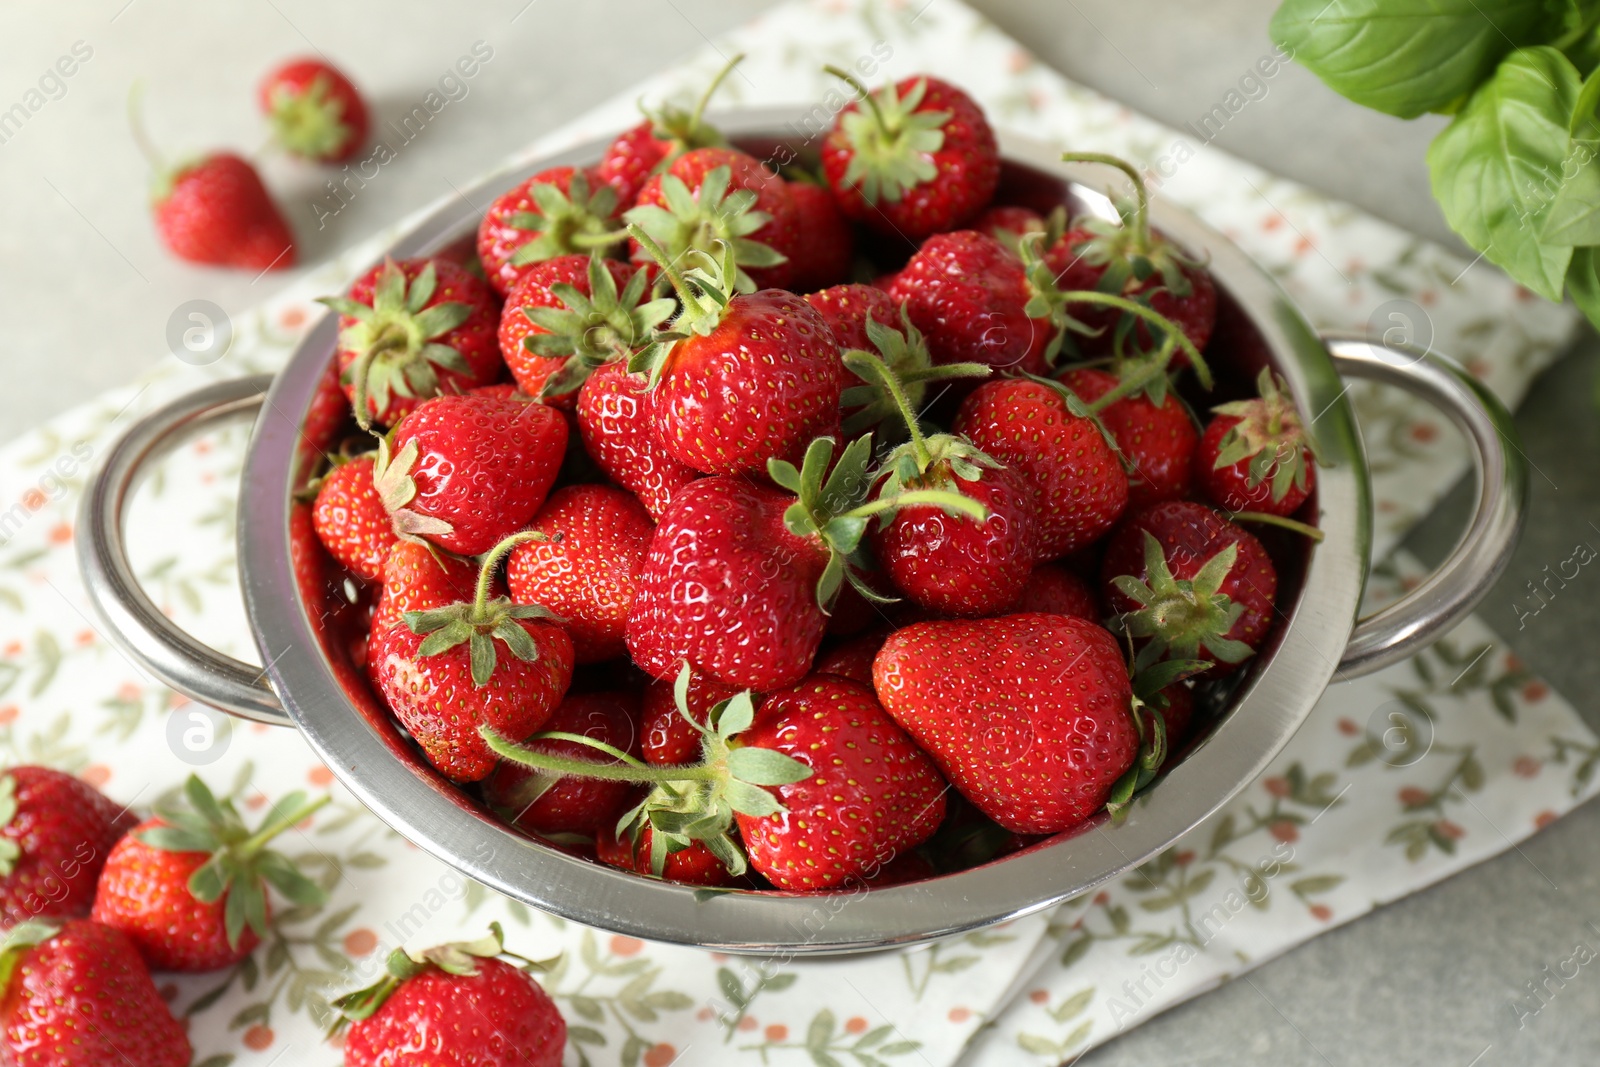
[1428,47,1581,300]
[1271,0,1550,119]
[1566,247,1600,331]
[1539,141,1600,244]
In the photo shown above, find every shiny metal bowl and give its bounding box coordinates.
[78,109,1527,954]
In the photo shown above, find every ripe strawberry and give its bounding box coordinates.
[829,297,991,438]
[320,257,502,429]
[0,920,190,1067]
[150,152,296,270]
[311,454,396,582]
[507,484,654,663]
[335,925,564,1067]
[640,670,742,766]
[1010,561,1099,620]
[821,71,999,240]
[625,148,799,289]
[594,55,743,208]
[954,377,1130,558]
[787,178,855,290]
[814,627,892,686]
[92,776,328,972]
[259,58,368,162]
[873,613,1139,834]
[575,361,700,519]
[370,540,479,634]
[1061,367,1198,509]
[374,392,567,557]
[0,768,134,928]
[1196,368,1317,516]
[499,254,672,406]
[369,534,575,782]
[485,692,642,835]
[973,204,1048,245]
[1101,500,1278,676]
[629,237,841,476]
[477,167,623,295]
[596,826,735,887]
[805,283,899,351]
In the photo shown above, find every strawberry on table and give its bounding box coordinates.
[320,257,503,430]
[148,151,296,271]
[310,453,397,583]
[1196,368,1317,517]
[0,920,190,1067]
[594,54,744,208]
[1061,366,1199,509]
[333,924,564,1067]
[477,166,623,295]
[575,361,700,519]
[0,767,134,928]
[485,692,642,836]
[821,70,1000,240]
[259,57,368,162]
[91,775,328,972]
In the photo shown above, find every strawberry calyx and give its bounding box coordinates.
[138,774,330,951]
[990,204,1068,259]
[824,68,951,205]
[838,306,990,437]
[0,774,23,877]
[519,255,676,400]
[1057,151,1204,299]
[266,72,353,160]
[0,920,58,995]
[319,259,476,431]
[626,235,737,386]
[506,171,626,268]
[1210,367,1317,503]
[403,531,564,688]
[372,432,456,544]
[623,165,786,292]
[1110,532,1250,672]
[1104,658,1210,816]
[638,53,743,161]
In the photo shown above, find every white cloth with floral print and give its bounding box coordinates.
[0,1,1590,1065]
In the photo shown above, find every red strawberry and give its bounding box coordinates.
[873,613,1139,834]
[640,670,740,766]
[787,178,855,290]
[973,204,1048,245]
[814,627,891,686]
[575,361,700,519]
[498,254,672,407]
[485,692,641,835]
[0,919,190,1067]
[805,283,899,351]
[596,826,735,887]
[290,499,336,608]
[1195,368,1317,517]
[477,167,623,295]
[259,57,368,162]
[335,925,565,1067]
[311,454,396,582]
[1152,683,1196,755]
[92,776,328,972]
[629,237,841,476]
[625,148,799,290]
[0,768,134,928]
[1100,500,1278,676]
[375,393,566,557]
[150,152,296,270]
[1061,367,1198,509]
[507,484,654,663]
[1010,562,1099,620]
[369,534,575,782]
[370,540,479,634]
[594,55,743,208]
[821,72,999,240]
[321,257,503,429]
[954,377,1130,558]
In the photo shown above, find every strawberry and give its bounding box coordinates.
[485,692,642,836]
[595,826,735,887]
[149,152,296,271]
[259,57,368,162]
[872,613,1139,834]
[373,392,566,557]
[369,533,575,782]
[311,453,396,582]
[1061,367,1198,509]
[834,299,991,438]
[91,775,328,972]
[498,254,672,406]
[594,54,743,208]
[477,167,623,295]
[814,627,891,685]
[805,283,899,351]
[370,540,479,634]
[506,484,654,663]
[641,670,741,766]
[0,920,190,1067]
[575,361,700,519]
[973,204,1048,245]
[954,377,1130,558]
[628,237,841,477]
[625,148,799,290]
[320,257,503,430]
[1196,368,1317,517]
[1010,561,1099,620]
[786,178,855,291]
[821,71,999,240]
[1100,500,1278,676]
[0,767,134,928]
[334,925,564,1067]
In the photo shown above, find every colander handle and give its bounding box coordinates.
[1324,336,1529,680]
[77,375,293,726]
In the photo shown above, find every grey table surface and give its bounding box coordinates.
[3,1,1598,1063]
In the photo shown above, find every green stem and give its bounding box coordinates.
[238,794,331,860]
[1227,511,1325,542]
[845,488,987,522]
[569,229,630,249]
[529,730,654,770]
[626,223,717,330]
[843,350,929,467]
[900,362,992,385]
[824,65,890,131]
[691,53,746,129]
[472,531,548,616]
[482,727,717,783]
[1060,151,1151,252]
[127,82,166,173]
[1084,340,1177,415]
[1058,289,1211,387]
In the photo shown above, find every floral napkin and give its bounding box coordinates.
[0,1,1589,1065]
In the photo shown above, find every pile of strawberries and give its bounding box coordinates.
[299,61,1320,898]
